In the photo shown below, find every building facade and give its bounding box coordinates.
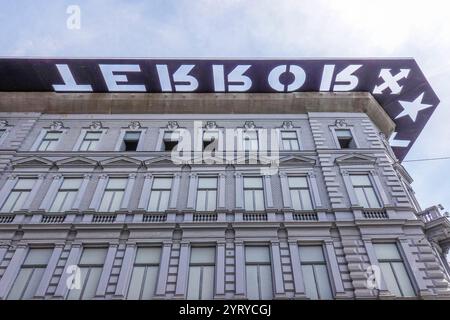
[0,92,449,300]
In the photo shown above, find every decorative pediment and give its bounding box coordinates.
[55,157,98,168]
[279,155,316,166]
[144,156,176,166]
[335,154,377,165]
[100,156,142,168]
[12,156,54,168]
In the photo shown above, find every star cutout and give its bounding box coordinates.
[395,92,433,122]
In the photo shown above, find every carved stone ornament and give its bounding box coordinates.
[335,119,347,128]
[49,121,65,130]
[205,121,217,130]
[167,121,179,130]
[244,121,256,130]
[89,121,103,130]
[128,121,141,130]
[282,121,293,130]
[0,120,8,128]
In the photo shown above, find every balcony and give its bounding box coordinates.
[418,205,450,254]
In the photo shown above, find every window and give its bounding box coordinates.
[335,129,356,149]
[7,248,53,300]
[163,131,180,151]
[121,131,141,152]
[196,177,217,212]
[203,130,219,152]
[298,245,333,300]
[98,178,127,212]
[127,247,161,300]
[288,177,313,210]
[243,177,265,211]
[38,131,61,151]
[79,131,101,151]
[373,243,415,297]
[148,178,172,212]
[67,248,107,300]
[281,131,300,151]
[245,246,273,300]
[187,247,215,300]
[49,178,82,212]
[243,131,258,152]
[350,175,381,208]
[1,178,36,212]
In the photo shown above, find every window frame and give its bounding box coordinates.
[244,245,274,300]
[243,176,266,212]
[49,177,83,213]
[34,130,63,151]
[73,128,107,151]
[1,177,36,212]
[114,128,146,152]
[349,173,382,209]
[187,246,216,300]
[287,175,314,211]
[147,176,173,212]
[280,129,302,151]
[98,177,128,212]
[195,176,218,212]
[330,125,359,149]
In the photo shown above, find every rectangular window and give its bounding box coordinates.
[7,248,53,300]
[350,174,381,208]
[243,177,265,211]
[196,177,217,212]
[127,247,161,300]
[243,131,258,152]
[38,131,61,151]
[79,131,102,151]
[1,178,36,212]
[187,247,215,300]
[163,131,180,151]
[203,131,219,151]
[288,177,313,210]
[67,248,107,300]
[335,129,356,149]
[298,245,333,300]
[98,178,127,212]
[148,177,172,212]
[121,131,141,152]
[49,178,83,212]
[281,131,300,151]
[245,246,273,300]
[373,243,415,297]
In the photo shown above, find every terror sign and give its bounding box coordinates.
[0,58,440,161]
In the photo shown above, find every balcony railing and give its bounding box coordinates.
[418,206,450,223]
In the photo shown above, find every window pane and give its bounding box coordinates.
[79,248,107,265]
[350,175,371,186]
[300,189,313,210]
[22,268,45,299]
[244,190,253,211]
[246,265,259,300]
[141,266,159,300]
[196,190,206,211]
[81,267,102,299]
[24,248,52,265]
[7,268,32,300]
[99,191,113,212]
[187,266,202,300]
[109,191,124,211]
[198,177,217,189]
[67,267,88,300]
[127,266,145,300]
[163,131,180,141]
[152,178,172,189]
[191,247,215,264]
[364,187,381,208]
[38,140,50,151]
[207,190,217,211]
[246,246,270,263]
[299,246,325,263]
[288,177,307,188]
[45,132,61,139]
[290,140,300,150]
[373,243,401,260]
[85,132,101,139]
[124,131,141,140]
[135,247,161,264]
[201,266,215,300]
[50,192,65,212]
[302,265,319,300]
[61,178,82,189]
[61,191,77,212]
[291,190,302,210]
[392,262,415,296]
[88,140,98,151]
[79,141,90,151]
[254,190,265,210]
[335,129,352,138]
[107,178,127,189]
[158,191,170,211]
[2,191,20,212]
[282,131,297,139]
[244,177,262,188]
[354,188,370,208]
[379,262,402,296]
[203,131,219,141]
[314,265,333,299]
[147,192,159,211]
[259,265,273,299]
[16,179,36,189]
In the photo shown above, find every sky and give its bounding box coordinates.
[1,0,449,211]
